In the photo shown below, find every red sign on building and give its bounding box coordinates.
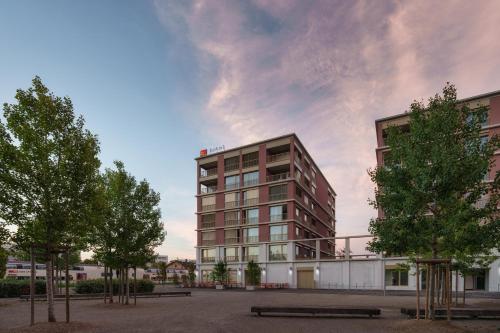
[200,149,208,157]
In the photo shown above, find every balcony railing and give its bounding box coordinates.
[267,152,290,163]
[225,183,240,190]
[243,178,259,187]
[200,186,217,194]
[201,222,215,229]
[224,237,239,245]
[224,256,239,262]
[224,162,240,172]
[201,240,215,246]
[267,172,290,182]
[269,192,287,201]
[269,253,287,261]
[225,201,240,209]
[201,256,215,263]
[242,159,259,168]
[224,219,239,227]
[243,255,259,262]
[244,236,259,243]
[242,217,258,225]
[242,198,259,206]
[200,168,217,178]
[270,213,287,222]
[270,234,287,241]
[201,204,216,211]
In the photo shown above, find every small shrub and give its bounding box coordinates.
[0,279,46,298]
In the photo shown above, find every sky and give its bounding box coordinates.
[1,0,500,260]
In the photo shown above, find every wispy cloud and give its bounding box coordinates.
[154,0,500,240]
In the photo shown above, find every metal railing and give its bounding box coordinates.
[269,192,287,201]
[225,201,240,209]
[267,172,290,182]
[200,168,217,178]
[201,240,215,246]
[224,219,239,226]
[269,253,287,261]
[242,217,258,225]
[242,198,259,206]
[200,186,217,194]
[244,236,259,243]
[242,159,259,168]
[201,257,215,263]
[201,204,216,211]
[224,183,240,190]
[224,256,239,262]
[201,222,215,229]
[224,238,239,245]
[270,234,287,241]
[243,255,259,262]
[243,178,259,187]
[270,213,287,222]
[224,162,239,172]
[267,152,290,163]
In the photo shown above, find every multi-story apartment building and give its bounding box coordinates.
[195,134,336,285]
[375,90,500,291]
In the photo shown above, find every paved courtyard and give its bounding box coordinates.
[0,288,499,333]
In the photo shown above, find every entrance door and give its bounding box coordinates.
[297,268,314,289]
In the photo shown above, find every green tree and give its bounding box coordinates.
[158,262,167,284]
[368,84,500,317]
[0,77,101,321]
[246,260,261,286]
[0,225,9,278]
[172,272,179,285]
[210,260,228,285]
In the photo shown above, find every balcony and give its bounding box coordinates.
[224,256,239,262]
[267,172,290,182]
[269,253,287,261]
[201,204,216,212]
[201,257,215,263]
[224,237,239,245]
[200,186,217,194]
[225,200,240,209]
[225,183,240,190]
[270,234,287,241]
[200,168,217,178]
[242,217,258,225]
[243,178,259,187]
[244,236,259,243]
[242,198,259,206]
[269,192,287,202]
[201,240,215,246]
[201,222,215,229]
[267,152,290,163]
[243,255,259,262]
[242,158,259,169]
[224,219,239,227]
[270,213,287,222]
[224,162,239,172]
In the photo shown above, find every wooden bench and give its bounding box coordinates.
[401,307,500,319]
[251,306,381,318]
[20,291,191,301]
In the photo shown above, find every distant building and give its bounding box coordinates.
[156,255,168,264]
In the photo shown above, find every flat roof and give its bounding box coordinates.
[195,133,336,196]
[375,89,500,124]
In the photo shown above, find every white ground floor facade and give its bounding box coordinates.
[196,238,500,292]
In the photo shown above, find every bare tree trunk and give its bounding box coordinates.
[109,268,114,304]
[125,266,130,305]
[436,266,441,306]
[104,266,107,304]
[118,268,122,304]
[462,274,466,305]
[134,267,137,306]
[455,271,458,306]
[46,256,56,322]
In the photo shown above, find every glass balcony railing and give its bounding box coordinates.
[267,152,290,163]
[266,172,290,182]
[243,178,259,187]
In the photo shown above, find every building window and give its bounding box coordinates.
[225,192,239,208]
[243,208,259,224]
[270,205,287,222]
[224,247,238,262]
[295,170,302,182]
[225,175,240,190]
[244,227,259,243]
[242,152,259,168]
[224,229,239,244]
[243,188,259,206]
[201,231,215,246]
[269,244,287,261]
[296,186,303,199]
[201,195,216,211]
[270,225,287,241]
[243,246,259,262]
[385,269,409,286]
[224,211,240,226]
[224,156,239,172]
[311,186,316,195]
[201,214,216,228]
[243,171,259,186]
[269,184,287,201]
[201,248,215,263]
[295,226,300,238]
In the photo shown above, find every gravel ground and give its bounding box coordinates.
[0,288,499,333]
